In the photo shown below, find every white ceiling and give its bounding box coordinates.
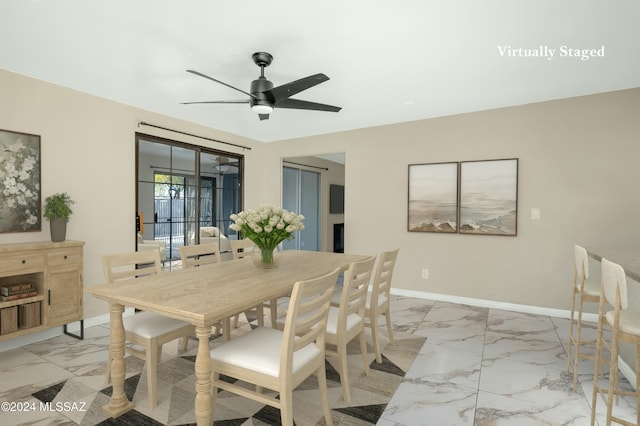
[1,1,639,143]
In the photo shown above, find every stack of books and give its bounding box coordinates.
[0,283,37,302]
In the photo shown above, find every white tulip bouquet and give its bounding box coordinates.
[229,204,305,265]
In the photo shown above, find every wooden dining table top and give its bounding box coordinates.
[88,250,370,328]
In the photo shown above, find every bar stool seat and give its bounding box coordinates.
[606,310,640,335]
[583,280,602,297]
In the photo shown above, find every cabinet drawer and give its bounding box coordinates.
[0,254,45,274]
[47,248,82,267]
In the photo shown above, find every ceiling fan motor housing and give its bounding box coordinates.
[250,76,274,108]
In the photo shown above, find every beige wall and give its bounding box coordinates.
[1,67,639,330]
[267,88,640,313]
[0,69,263,323]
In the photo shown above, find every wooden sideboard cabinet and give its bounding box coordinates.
[0,240,84,341]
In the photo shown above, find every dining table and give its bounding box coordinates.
[88,249,369,425]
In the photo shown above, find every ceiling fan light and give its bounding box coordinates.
[251,104,274,114]
[215,164,230,174]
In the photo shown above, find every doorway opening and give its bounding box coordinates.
[282,154,345,252]
[282,166,320,251]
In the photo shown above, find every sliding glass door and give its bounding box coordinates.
[282,166,320,251]
[136,134,242,269]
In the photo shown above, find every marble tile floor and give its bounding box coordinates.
[0,296,637,425]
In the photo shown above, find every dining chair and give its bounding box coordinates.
[325,256,376,402]
[229,238,256,260]
[229,238,271,328]
[590,258,640,426]
[209,267,340,426]
[102,249,194,408]
[179,243,238,339]
[178,242,221,268]
[365,248,399,363]
[567,244,601,390]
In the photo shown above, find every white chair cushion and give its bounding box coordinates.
[581,280,600,297]
[325,306,362,335]
[606,310,640,336]
[365,292,386,310]
[330,289,341,305]
[210,327,321,377]
[123,311,190,339]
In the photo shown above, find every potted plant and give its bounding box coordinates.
[43,192,75,242]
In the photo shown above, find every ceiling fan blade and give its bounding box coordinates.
[181,100,249,105]
[259,114,270,121]
[186,70,258,100]
[275,98,341,112]
[266,73,329,103]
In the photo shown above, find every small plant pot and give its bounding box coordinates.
[50,218,67,242]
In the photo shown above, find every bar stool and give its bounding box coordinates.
[567,245,601,390]
[590,258,640,426]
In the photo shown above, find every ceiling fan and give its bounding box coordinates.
[182,52,341,121]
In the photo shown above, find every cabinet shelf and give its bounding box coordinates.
[0,241,84,341]
[0,294,45,309]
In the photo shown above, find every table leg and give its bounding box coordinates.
[102,303,135,417]
[194,325,213,425]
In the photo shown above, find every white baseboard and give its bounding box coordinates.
[390,287,599,323]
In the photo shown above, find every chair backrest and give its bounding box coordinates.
[574,245,589,289]
[370,248,400,309]
[179,243,222,269]
[102,250,162,283]
[601,257,629,311]
[280,267,340,376]
[229,238,256,260]
[337,256,376,326]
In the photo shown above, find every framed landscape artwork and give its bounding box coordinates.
[459,158,518,236]
[408,162,458,233]
[0,129,41,233]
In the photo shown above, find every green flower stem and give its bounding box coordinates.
[260,248,275,264]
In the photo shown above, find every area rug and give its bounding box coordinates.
[30,330,426,425]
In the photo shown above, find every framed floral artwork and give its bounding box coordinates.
[408,162,459,233]
[459,158,518,236]
[0,129,41,233]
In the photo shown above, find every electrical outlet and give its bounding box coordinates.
[421,269,429,279]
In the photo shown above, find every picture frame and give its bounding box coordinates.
[408,162,459,233]
[459,158,518,236]
[0,129,41,233]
